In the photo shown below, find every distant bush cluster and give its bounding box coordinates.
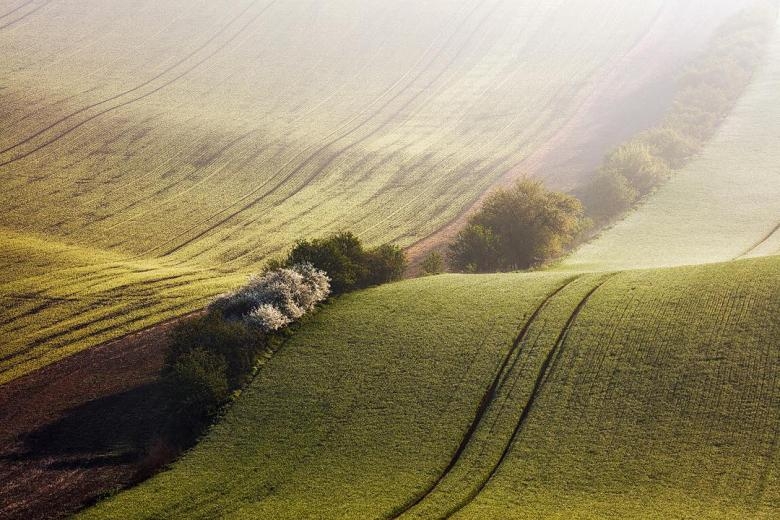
[579,3,777,223]
[449,179,585,272]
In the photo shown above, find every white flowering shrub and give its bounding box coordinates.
[245,304,292,331]
[209,263,330,332]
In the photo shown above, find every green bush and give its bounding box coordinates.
[364,243,408,286]
[281,231,406,294]
[449,224,501,273]
[421,251,445,276]
[167,348,230,421]
[167,314,264,389]
[450,179,584,272]
[634,127,700,169]
[286,232,367,294]
[602,142,670,196]
[579,169,637,223]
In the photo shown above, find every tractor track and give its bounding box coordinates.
[142,0,502,258]
[440,274,615,519]
[737,222,780,259]
[387,275,580,519]
[0,0,276,166]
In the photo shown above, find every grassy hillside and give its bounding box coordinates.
[0,0,748,381]
[81,256,780,519]
[562,11,780,272]
[0,230,244,384]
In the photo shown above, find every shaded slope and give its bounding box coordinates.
[80,256,780,519]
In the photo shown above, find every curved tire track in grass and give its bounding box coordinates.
[387,275,580,520]
[0,0,37,21]
[440,274,615,519]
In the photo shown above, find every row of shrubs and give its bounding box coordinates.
[579,2,777,223]
[156,234,407,449]
[430,4,778,275]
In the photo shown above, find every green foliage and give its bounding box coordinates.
[283,232,406,294]
[363,244,408,287]
[420,251,445,276]
[579,168,638,223]
[449,224,501,273]
[158,313,267,448]
[634,127,700,169]
[602,142,670,196]
[450,179,585,272]
[167,348,230,421]
[167,314,263,389]
[286,232,368,294]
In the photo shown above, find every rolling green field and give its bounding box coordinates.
[80,256,780,519]
[0,0,750,382]
[562,11,780,272]
[0,229,245,384]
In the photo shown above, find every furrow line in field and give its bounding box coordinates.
[387,275,580,519]
[0,300,197,380]
[263,0,509,200]
[0,0,52,31]
[611,289,682,429]
[0,0,36,20]
[571,293,638,428]
[80,2,405,209]
[440,274,615,519]
[0,0,276,166]
[142,0,497,257]
[0,271,212,341]
[0,0,261,153]
[194,5,582,262]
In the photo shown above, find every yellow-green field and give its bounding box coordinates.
[0,229,245,384]
[0,0,750,381]
[562,12,780,272]
[80,256,780,519]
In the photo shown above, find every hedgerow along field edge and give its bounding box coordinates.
[562,7,780,272]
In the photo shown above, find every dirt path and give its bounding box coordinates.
[0,313,198,520]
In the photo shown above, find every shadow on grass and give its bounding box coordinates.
[3,382,172,470]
